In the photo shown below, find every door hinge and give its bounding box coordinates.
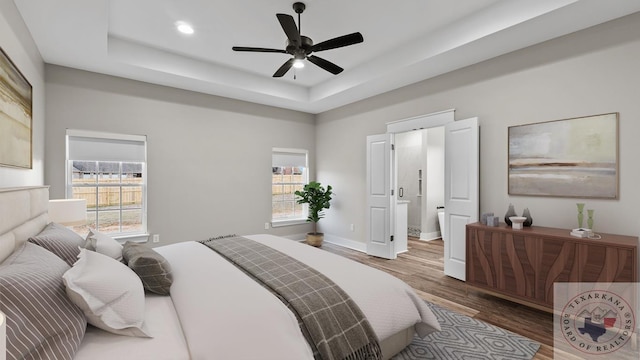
[391,189,394,196]
[390,235,394,242]
[391,144,395,150]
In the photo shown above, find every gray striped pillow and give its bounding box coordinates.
[0,243,87,360]
[28,222,85,266]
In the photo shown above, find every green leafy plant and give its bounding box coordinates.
[295,181,333,235]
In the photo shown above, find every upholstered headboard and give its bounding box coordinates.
[0,186,50,263]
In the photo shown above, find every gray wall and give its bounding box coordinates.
[45,66,315,245]
[316,12,640,248]
[0,0,45,187]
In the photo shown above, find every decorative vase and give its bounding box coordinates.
[576,203,585,228]
[587,209,594,230]
[481,212,494,225]
[522,208,533,227]
[504,204,516,226]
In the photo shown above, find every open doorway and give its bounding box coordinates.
[395,127,445,243]
[366,109,478,280]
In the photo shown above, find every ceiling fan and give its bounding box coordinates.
[232,2,364,78]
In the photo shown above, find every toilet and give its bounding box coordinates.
[437,207,445,241]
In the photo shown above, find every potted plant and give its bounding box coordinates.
[295,181,333,246]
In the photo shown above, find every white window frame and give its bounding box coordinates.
[271,147,308,227]
[66,129,148,241]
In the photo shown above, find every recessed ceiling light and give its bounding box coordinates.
[175,21,194,35]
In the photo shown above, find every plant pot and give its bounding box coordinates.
[306,233,324,247]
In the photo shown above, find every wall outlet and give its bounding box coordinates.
[264,222,270,230]
[350,224,355,232]
[152,234,160,243]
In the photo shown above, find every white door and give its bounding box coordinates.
[366,133,396,259]
[444,117,479,280]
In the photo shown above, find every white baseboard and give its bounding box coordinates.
[323,234,367,253]
[420,231,442,241]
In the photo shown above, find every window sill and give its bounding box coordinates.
[271,219,308,228]
[114,233,150,244]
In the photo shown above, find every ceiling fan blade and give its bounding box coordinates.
[307,55,343,75]
[232,46,287,53]
[276,13,301,47]
[273,58,295,77]
[311,32,363,52]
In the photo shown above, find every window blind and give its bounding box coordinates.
[272,149,307,168]
[67,130,146,162]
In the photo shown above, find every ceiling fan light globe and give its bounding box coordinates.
[293,59,305,69]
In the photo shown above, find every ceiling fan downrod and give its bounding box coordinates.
[293,2,305,35]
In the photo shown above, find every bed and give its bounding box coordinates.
[0,186,440,360]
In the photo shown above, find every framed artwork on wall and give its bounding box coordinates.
[508,113,618,199]
[0,47,32,169]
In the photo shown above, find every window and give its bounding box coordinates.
[66,130,147,238]
[272,148,308,226]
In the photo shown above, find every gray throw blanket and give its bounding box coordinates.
[201,236,382,360]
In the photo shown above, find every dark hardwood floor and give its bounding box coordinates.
[321,237,553,359]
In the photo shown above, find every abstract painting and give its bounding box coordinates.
[508,113,618,198]
[0,47,32,169]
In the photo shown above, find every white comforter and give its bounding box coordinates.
[159,234,439,360]
[76,234,440,360]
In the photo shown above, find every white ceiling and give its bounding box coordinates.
[14,0,640,114]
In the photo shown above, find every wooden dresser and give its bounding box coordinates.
[465,222,638,312]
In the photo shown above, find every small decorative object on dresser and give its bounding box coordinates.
[576,203,585,228]
[504,204,517,226]
[522,208,532,227]
[509,216,527,230]
[587,209,595,230]
[480,212,494,225]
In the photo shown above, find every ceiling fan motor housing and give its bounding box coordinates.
[287,36,313,57]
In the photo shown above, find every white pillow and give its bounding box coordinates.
[85,229,123,261]
[63,248,151,337]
